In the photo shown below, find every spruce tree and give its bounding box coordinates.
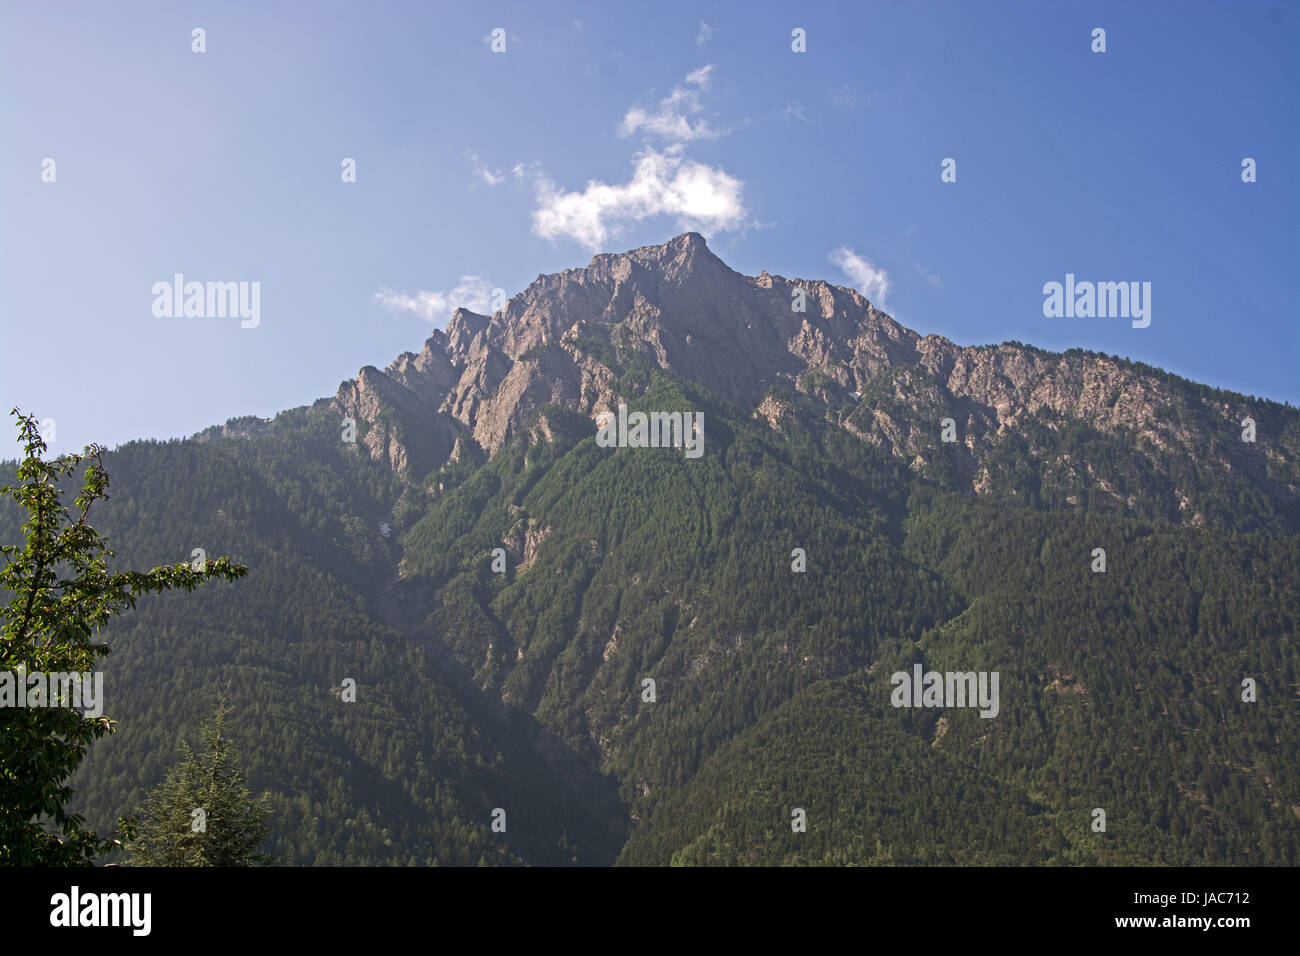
[123,703,273,866]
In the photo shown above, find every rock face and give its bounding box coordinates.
[333,232,1298,527]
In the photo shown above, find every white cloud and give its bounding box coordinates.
[532,146,746,251]
[782,102,815,125]
[467,151,506,187]
[373,276,493,323]
[696,21,712,47]
[685,64,712,87]
[829,247,890,305]
[469,154,539,186]
[526,66,746,251]
[619,66,720,142]
[915,263,943,290]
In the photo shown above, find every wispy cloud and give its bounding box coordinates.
[696,21,712,47]
[469,153,540,188]
[619,65,720,142]
[829,247,890,305]
[915,263,943,290]
[532,146,746,251]
[467,151,505,187]
[685,65,712,87]
[373,276,493,322]
[782,102,815,125]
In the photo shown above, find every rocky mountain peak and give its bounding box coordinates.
[331,235,1298,529]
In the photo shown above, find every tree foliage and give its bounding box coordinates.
[0,409,246,865]
[122,702,273,866]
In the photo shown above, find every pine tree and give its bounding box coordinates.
[123,703,273,866]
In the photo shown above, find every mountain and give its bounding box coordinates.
[4,233,1297,865]
[336,232,1300,534]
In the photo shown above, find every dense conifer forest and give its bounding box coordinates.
[2,353,1293,865]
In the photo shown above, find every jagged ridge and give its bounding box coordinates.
[333,233,1299,532]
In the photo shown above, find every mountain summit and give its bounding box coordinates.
[21,236,1294,867]
[335,234,1297,533]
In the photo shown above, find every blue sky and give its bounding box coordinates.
[3,0,1297,458]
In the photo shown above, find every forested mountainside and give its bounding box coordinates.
[3,235,1295,864]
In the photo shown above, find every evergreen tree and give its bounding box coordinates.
[123,703,273,866]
